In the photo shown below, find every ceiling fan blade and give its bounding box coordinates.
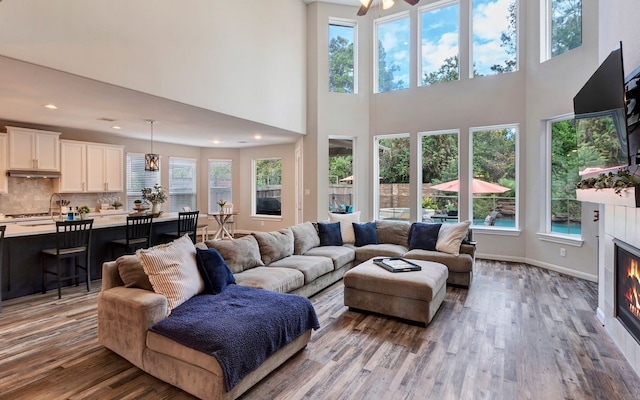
[357,0,373,16]
[404,0,420,5]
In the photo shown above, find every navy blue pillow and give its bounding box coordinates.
[353,222,378,247]
[408,222,442,251]
[195,247,236,294]
[317,222,343,246]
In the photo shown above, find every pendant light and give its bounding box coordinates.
[145,119,159,172]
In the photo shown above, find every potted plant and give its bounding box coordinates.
[576,168,640,207]
[142,184,167,214]
[112,200,123,210]
[78,205,91,220]
[217,199,227,213]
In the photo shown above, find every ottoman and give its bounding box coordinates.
[343,258,448,325]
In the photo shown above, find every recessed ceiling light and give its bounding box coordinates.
[254,134,262,140]
[211,140,220,144]
[44,104,58,110]
[112,126,122,130]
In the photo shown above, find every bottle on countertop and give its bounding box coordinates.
[74,207,80,221]
[67,205,74,221]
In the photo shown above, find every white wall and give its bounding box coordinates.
[0,0,307,135]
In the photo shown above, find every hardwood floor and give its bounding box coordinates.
[1,260,639,400]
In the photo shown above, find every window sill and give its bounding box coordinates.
[536,232,583,247]
[251,215,282,221]
[471,226,521,237]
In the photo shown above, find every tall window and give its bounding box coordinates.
[329,19,356,94]
[126,153,160,211]
[420,130,459,222]
[542,0,582,60]
[549,117,581,235]
[375,13,410,93]
[329,137,354,213]
[208,160,232,214]
[168,158,197,212]
[472,0,517,76]
[420,1,460,86]
[471,126,517,228]
[253,158,282,217]
[375,134,410,221]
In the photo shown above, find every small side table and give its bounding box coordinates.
[207,212,239,240]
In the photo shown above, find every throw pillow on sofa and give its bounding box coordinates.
[116,254,153,291]
[195,247,236,295]
[317,222,343,246]
[408,222,442,251]
[436,220,471,256]
[328,211,361,244]
[205,235,264,273]
[137,234,205,315]
[290,221,320,255]
[252,228,295,265]
[353,222,378,247]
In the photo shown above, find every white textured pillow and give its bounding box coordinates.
[328,211,361,244]
[137,234,204,315]
[436,220,471,256]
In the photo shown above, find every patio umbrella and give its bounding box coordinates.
[340,175,354,182]
[430,178,510,194]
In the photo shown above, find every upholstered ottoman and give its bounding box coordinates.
[343,258,448,325]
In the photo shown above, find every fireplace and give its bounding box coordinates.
[615,239,640,344]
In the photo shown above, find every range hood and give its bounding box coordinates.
[6,170,61,179]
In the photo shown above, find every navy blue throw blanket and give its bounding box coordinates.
[149,285,320,391]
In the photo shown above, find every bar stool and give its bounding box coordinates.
[0,225,5,313]
[41,219,93,299]
[110,215,153,258]
[162,211,199,244]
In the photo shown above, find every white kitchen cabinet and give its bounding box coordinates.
[59,140,87,192]
[59,141,123,193]
[7,126,60,171]
[0,133,7,193]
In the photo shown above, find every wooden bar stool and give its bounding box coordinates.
[41,219,93,299]
[110,215,153,258]
[162,211,199,244]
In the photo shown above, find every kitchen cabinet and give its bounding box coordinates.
[0,133,7,193]
[7,126,60,171]
[59,140,124,193]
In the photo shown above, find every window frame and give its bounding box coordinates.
[207,159,233,215]
[373,133,411,221]
[168,157,197,213]
[125,152,161,211]
[540,0,582,62]
[328,17,358,95]
[328,135,357,214]
[374,10,411,94]
[470,0,518,77]
[252,157,283,220]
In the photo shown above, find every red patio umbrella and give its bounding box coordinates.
[430,178,510,194]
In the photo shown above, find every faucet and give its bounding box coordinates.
[49,192,63,221]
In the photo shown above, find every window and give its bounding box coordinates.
[375,134,410,221]
[329,19,356,94]
[472,0,517,76]
[253,158,282,217]
[541,0,582,60]
[548,117,581,235]
[208,160,232,214]
[168,158,197,212]
[420,1,460,86]
[375,13,410,93]
[470,125,517,228]
[329,137,354,213]
[420,130,459,222]
[126,153,160,211]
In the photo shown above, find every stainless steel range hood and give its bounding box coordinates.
[6,170,61,179]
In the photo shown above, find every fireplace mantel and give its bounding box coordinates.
[576,188,640,207]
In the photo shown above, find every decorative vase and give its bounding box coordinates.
[152,202,161,214]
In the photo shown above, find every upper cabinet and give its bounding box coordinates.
[0,133,7,193]
[7,126,60,171]
[59,140,124,193]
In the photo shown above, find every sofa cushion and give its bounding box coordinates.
[252,228,295,265]
[290,221,320,255]
[269,255,334,284]
[328,211,361,244]
[404,249,474,273]
[233,267,304,293]
[303,246,355,270]
[375,220,411,246]
[353,222,378,247]
[317,222,343,246]
[137,234,204,315]
[353,243,408,264]
[195,248,236,295]
[116,254,153,291]
[436,220,471,256]
[408,222,442,251]
[205,235,264,273]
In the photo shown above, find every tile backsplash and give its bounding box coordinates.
[0,178,123,215]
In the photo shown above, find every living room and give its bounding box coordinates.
[1,0,640,399]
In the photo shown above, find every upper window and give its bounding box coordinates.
[542,0,582,60]
[253,158,282,217]
[126,153,160,211]
[420,1,460,86]
[329,19,356,94]
[168,158,197,212]
[375,13,410,93]
[375,134,410,221]
[470,125,518,228]
[420,130,459,222]
[472,0,517,76]
[208,160,232,214]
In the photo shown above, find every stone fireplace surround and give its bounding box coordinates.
[599,203,640,376]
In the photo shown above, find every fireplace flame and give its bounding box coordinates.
[625,259,640,319]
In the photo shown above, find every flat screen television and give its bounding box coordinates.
[573,42,640,174]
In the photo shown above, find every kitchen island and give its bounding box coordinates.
[0,212,204,305]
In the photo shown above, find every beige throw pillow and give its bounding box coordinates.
[252,228,294,265]
[328,211,361,244]
[436,220,471,256]
[116,254,153,291]
[290,221,320,255]
[205,235,264,273]
[137,235,204,315]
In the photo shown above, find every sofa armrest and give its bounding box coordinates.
[97,287,168,369]
[459,243,476,257]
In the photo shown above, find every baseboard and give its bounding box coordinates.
[597,307,605,325]
[476,253,598,282]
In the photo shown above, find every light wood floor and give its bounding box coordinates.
[1,260,639,400]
